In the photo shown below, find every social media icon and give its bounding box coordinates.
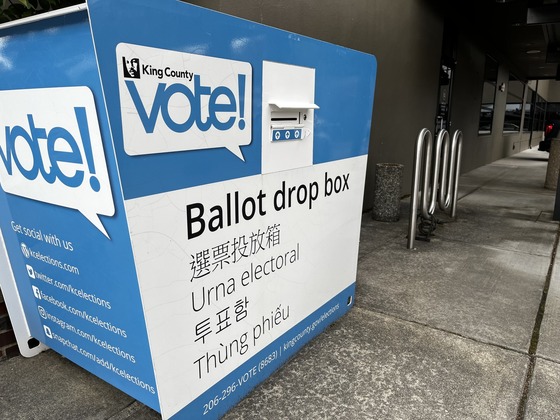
[20,243,30,258]
[37,306,47,319]
[26,264,35,279]
[43,325,52,339]
[32,285,41,300]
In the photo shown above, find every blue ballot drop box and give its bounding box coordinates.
[0,1,376,418]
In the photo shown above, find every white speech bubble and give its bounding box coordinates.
[0,87,115,238]
[117,43,252,161]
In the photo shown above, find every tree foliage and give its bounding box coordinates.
[0,0,83,23]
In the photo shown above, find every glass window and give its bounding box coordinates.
[535,95,546,132]
[478,56,498,135]
[523,88,535,132]
[546,102,560,125]
[503,75,524,133]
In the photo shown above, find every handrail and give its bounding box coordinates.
[407,128,463,249]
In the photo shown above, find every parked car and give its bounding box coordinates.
[539,120,560,152]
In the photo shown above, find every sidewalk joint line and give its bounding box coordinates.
[353,305,530,357]
[515,224,560,420]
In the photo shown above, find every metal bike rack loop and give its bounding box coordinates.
[407,128,463,249]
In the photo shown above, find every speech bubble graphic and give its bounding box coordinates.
[0,87,115,238]
[117,43,252,161]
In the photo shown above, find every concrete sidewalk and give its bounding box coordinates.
[1,148,559,419]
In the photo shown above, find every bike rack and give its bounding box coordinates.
[407,128,463,249]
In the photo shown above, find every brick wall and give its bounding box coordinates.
[0,288,20,361]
